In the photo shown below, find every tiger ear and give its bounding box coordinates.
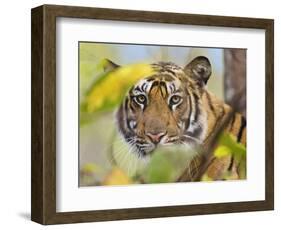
[103,59,120,72]
[184,56,212,85]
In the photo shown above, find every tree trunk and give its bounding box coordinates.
[224,49,246,117]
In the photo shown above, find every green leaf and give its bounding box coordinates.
[145,152,174,183]
[218,133,246,159]
[216,132,247,180]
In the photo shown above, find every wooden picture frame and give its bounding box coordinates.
[31,4,274,225]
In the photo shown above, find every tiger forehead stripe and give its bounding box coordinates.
[133,79,152,94]
[159,81,168,98]
[132,64,184,97]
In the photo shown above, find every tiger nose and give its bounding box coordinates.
[146,131,166,144]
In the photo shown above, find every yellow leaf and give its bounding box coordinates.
[81,163,100,174]
[85,63,155,113]
[214,145,231,158]
[103,168,132,185]
[201,174,213,182]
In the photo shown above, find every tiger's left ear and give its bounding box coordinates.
[184,56,212,85]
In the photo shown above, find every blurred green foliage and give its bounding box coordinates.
[217,133,246,179]
[83,61,155,113]
[81,131,246,185]
[145,152,174,183]
[201,133,246,181]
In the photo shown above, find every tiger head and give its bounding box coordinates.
[113,56,212,157]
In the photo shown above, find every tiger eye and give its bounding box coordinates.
[170,95,181,105]
[135,94,146,104]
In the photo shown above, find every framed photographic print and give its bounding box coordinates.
[31,4,274,225]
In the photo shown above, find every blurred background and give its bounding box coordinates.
[79,42,246,186]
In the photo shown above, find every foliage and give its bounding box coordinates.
[103,168,132,186]
[217,133,246,159]
[217,133,246,178]
[80,132,247,185]
[202,133,247,181]
[82,60,155,114]
[144,152,174,183]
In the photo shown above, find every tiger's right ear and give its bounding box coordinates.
[103,59,120,72]
[184,56,212,86]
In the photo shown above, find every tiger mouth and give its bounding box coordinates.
[134,143,155,157]
[132,135,199,157]
[134,139,180,157]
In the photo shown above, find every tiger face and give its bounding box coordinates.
[115,56,212,157]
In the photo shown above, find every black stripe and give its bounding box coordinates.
[146,77,155,82]
[162,68,177,76]
[129,99,136,112]
[123,97,131,130]
[151,80,159,89]
[141,82,146,92]
[124,99,133,132]
[134,86,142,93]
[188,91,197,124]
[160,81,167,98]
[116,104,129,139]
[126,119,133,131]
[228,156,234,171]
[143,84,148,91]
[185,94,193,130]
[124,97,129,111]
[193,93,200,121]
[229,113,236,132]
[237,116,246,142]
[129,104,136,113]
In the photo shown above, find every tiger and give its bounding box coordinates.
[109,56,246,182]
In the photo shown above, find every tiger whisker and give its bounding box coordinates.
[182,135,201,143]
[111,138,137,165]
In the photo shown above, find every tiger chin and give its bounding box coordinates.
[109,56,246,180]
